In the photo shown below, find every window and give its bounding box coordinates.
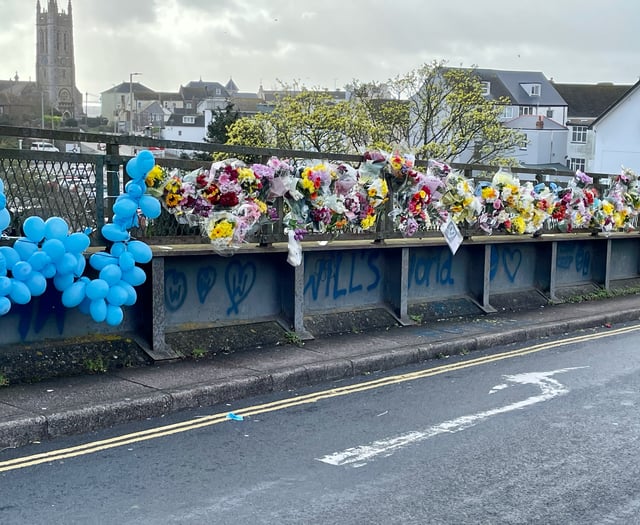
[216,88,221,95]
[520,106,535,116]
[480,81,490,96]
[567,158,586,171]
[571,126,587,143]
[186,102,192,109]
[502,106,515,119]
[519,133,528,150]
[178,130,182,136]
[530,84,541,96]
[182,116,195,124]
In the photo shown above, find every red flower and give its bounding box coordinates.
[219,192,239,207]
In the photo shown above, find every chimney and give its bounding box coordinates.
[535,115,544,129]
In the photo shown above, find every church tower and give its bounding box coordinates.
[36,0,82,118]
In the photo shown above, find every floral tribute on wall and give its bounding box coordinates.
[0,150,161,325]
[146,152,640,264]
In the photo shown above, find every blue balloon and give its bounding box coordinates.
[0,253,6,276]
[55,252,77,275]
[28,251,51,272]
[126,157,143,180]
[136,150,155,175]
[110,242,127,257]
[125,180,146,199]
[139,195,161,219]
[9,280,31,304]
[12,261,32,281]
[0,276,12,296]
[0,296,11,316]
[41,238,66,262]
[53,272,74,292]
[64,232,91,254]
[113,194,139,218]
[85,278,109,300]
[0,194,5,210]
[75,254,86,276]
[0,179,4,193]
[105,304,124,326]
[61,280,87,308]
[42,263,57,279]
[101,223,130,243]
[23,216,46,243]
[0,208,10,232]
[89,298,107,323]
[100,264,122,286]
[106,284,128,306]
[25,271,47,296]
[0,246,20,270]
[13,238,38,261]
[127,240,152,264]
[121,266,146,286]
[119,281,137,306]
[43,216,69,240]
[90,251,117,271]
[118,251,136,272]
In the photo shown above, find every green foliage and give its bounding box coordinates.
[225,62,523,163]
[206,103,240,144]
[284,331,305,347]
[191,348,206,359]
[83,355,107,374]
[0,373,8,387]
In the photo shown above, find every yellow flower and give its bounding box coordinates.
[165,192,181,208]
[237,167,256,182]
[164,177,182,193]
[481,186,496,200]
[368,188,377,198]
[601,201,614,215]
[145,165,164,187]
[209,220,235,240]
[614,211,627,228]
[254,199,267,214]
[511,216,526,234]
[301,177,315,193]
[361,214,376,229]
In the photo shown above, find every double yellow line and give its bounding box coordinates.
[2,323,639,473]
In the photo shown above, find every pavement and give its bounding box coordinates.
[2,294,640,450]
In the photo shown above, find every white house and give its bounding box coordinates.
[590,80,640,175]
[552,82,632,173]
[160,109,214,149]
[502,115,569,171]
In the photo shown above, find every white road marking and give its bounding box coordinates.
[317,367,587,467]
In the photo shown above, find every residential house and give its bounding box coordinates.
[0,77,42,126]
[553,82,632,173]
[100,81,156,132]
[502,115,569,173]
[589,80,640,174]
[161,108,213,144]
[472,69,568,124]
[138,100,169,131]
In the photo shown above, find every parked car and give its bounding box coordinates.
[30,141,60,152]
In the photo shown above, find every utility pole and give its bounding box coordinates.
[129,72,141,134]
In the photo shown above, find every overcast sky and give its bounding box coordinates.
[3,0,640,105]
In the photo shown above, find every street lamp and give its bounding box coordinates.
[129,72,141,133]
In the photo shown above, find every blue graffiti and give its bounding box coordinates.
[225,261,256,315]
[556,243,591,276]
[165,269,187,312]
[304,252,381,301]
[197,266,217,304]
[409,249,454,288]
[490,246,522,282]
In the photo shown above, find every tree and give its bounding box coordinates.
[205,103,240,144]
[385,61,524,164]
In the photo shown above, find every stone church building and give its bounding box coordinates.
[35,0,83,118]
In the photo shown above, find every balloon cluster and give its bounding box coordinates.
[0,150,160,326]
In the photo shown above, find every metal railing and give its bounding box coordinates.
[0,125,614,245]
